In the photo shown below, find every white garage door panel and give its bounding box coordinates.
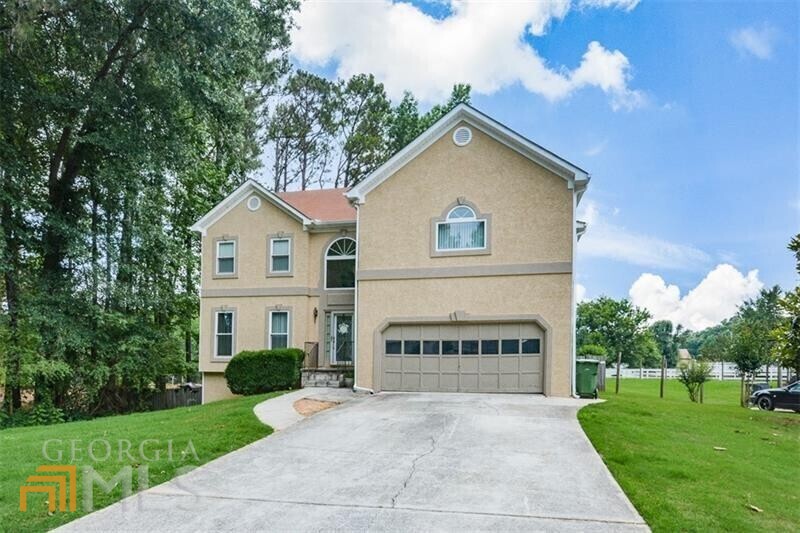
[381,322,544,393]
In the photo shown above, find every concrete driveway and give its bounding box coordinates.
[60,393,648,532]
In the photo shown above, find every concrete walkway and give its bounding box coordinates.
[253,387,356,430]
[59,393,648,532]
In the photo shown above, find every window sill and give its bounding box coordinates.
[212,274,238,280]
[266,272,293,278]
[430,248,491,258]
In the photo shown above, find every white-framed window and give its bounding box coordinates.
[215,311,235,358]
[436,206,486,251]
[270,238,291,273]
[325,237,356,289]
[216,240,236,275]
[269,310,290,349]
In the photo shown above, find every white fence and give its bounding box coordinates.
[605,363,793,382]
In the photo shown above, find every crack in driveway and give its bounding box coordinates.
[390,415,450,508]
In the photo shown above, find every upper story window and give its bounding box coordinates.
[216,239,236,276]
[436,205,486,251]
[325,237,356,289]
[215,310,235,358]
[270,238,291,273]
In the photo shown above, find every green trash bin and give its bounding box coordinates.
[576,359,600,399]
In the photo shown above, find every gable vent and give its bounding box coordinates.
[452,126,473,147]
[247,195,261,211]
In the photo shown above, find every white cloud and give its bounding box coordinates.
[578,201,711,270]
[579,0,640,11]
[584,139,608,157]
[729,24,779,60]
[575,283,588,303]
[291,1,644,109]
[629,265,763,330]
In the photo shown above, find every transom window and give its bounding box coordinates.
[325,237,356,289]
[215,311,234,357]
[216,240,236,275]
[270,238,291,273]
[269,311,289,349]
[436,205,486,251]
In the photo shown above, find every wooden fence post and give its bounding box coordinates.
[615,351,622,394]
[660,356,666,398]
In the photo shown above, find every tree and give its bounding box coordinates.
[387,92,422,155]
[0,0,296,417]
[265,70,336,190]
[576,297,652,367]
[729,286,783,406]
[772,234,800,381]
[650,320,678,367]
[677,360,713,403]
[333,74,392,187]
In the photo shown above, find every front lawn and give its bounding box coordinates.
[579,379,799,532]
[0,392,283,532]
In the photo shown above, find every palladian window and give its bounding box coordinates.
[325,237,356,289]
[436,206,486,251]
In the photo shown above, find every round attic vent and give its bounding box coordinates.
[247,195,261,211]
[452,126,473,147]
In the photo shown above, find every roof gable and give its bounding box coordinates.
[190,180,310,236]
[346,104,589,204]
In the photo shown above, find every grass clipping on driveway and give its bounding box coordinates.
[578,379,799,532]
[0,392,283,532]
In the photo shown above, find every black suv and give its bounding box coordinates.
[750,380,800,412]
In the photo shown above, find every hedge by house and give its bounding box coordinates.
[224,349,305,395]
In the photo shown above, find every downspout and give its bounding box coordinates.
[351,201,374,394]
[571,187,578,398]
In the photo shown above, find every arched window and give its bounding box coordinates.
[325,237,356,289]
[436,205,486,251]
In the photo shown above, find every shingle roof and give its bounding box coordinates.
[277,188,356,222]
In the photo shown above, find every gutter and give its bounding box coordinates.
[351,202,374,395]
[571,188,578,398]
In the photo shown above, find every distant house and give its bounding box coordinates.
[677,348,694,367]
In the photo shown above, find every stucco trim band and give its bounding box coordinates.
[357,261,571,281]
[201,287,321,298]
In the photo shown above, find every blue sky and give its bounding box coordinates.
[288,0,798,330]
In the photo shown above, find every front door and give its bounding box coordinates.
[331,313,354,364]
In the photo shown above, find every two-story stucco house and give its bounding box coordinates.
[191,104,589,403]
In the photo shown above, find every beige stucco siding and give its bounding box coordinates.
[199,295,316,373]
[203,372,238,402]
[358,123,573,271]
[201,195,309,290]
[355,122,575,397]
[356,274,573,396]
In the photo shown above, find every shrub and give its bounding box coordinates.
[224,349,304,395]
[677,360,713,402]
[578,344,608,357]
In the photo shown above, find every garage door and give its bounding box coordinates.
[381,322,544,393]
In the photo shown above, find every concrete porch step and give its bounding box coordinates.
[301,368,352,389]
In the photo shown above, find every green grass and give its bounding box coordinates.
[0,392,284,532]
[578,379,799,532]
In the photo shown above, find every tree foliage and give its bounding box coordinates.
[0,0,296,416]
[262,80,472,190]
[576,297,652,366]
[772,234,800,378]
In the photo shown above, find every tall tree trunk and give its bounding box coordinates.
[1,175,22,413]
